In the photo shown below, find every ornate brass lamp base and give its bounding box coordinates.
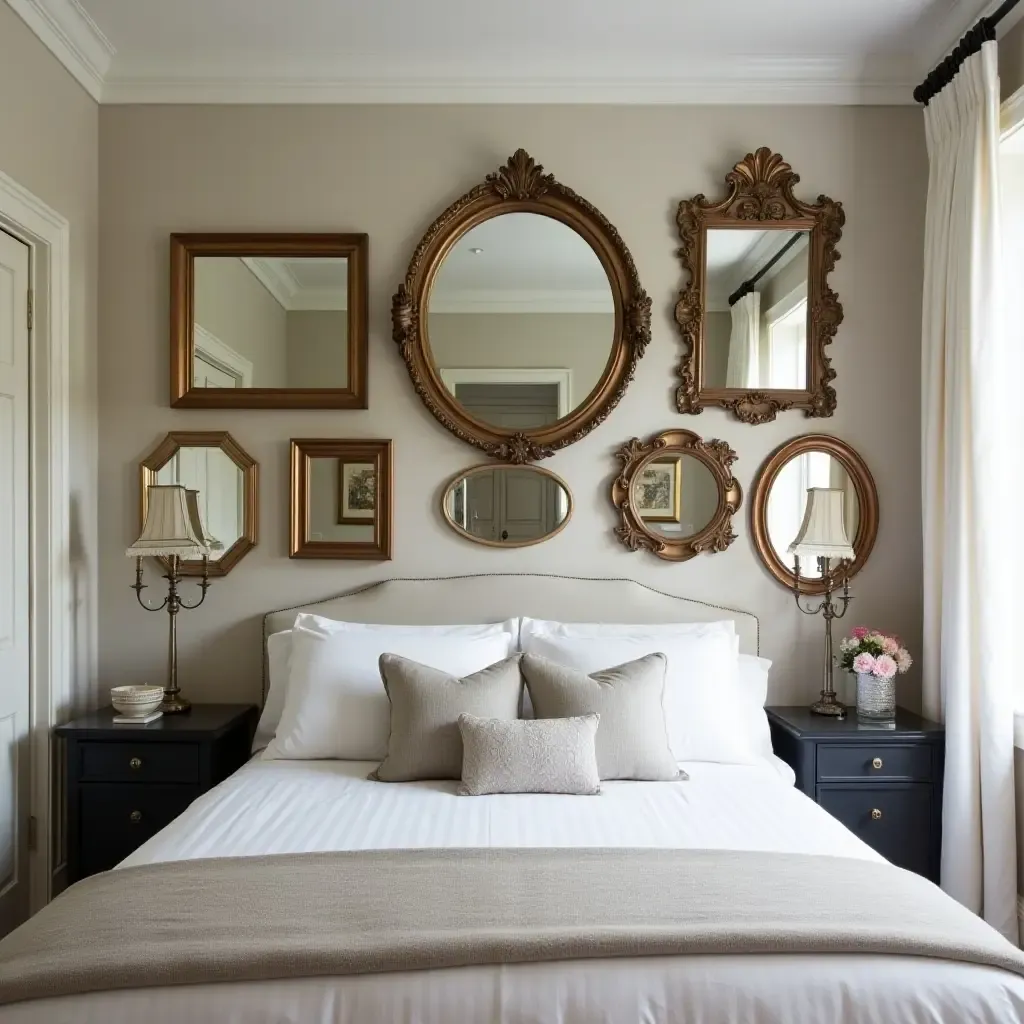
[810,692,845,717]
[160,693,191,714]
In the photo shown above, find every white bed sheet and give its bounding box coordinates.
[9,757,1024,1024]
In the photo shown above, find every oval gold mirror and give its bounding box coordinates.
[442,465,572,547]
[141,431,258,576]
[751,433,878,593]
[393,149,651,463]
[611,429,741,562]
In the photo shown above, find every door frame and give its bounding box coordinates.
[0,171,72,915]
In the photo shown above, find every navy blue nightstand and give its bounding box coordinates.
[766,706,945,883]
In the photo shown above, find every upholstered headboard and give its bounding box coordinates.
[264,575,759,686]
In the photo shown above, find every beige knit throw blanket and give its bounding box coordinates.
[1,847,1023,1006]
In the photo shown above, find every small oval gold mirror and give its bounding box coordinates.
[442,464,573,547]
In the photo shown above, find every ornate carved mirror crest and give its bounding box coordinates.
[674,148,844,424]
[611,429,741,562]
[392,149,651,464]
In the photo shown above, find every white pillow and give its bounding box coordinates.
[265,615,516,761]
[738,653,773,759]
[522,625,758,765]
[520,617,737,642]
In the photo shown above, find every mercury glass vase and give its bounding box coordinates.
[856,672,896,722]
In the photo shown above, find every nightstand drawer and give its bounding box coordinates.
[79,783,199,875]
[79,741,200,784]
[818,783,933,876]
[816,744,932,782]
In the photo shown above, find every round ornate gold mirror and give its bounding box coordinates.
[441,464,572,547]
[751,433,878,594]
[392,149,651,463]
[611,429,741,562]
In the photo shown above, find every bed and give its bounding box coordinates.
[3,575,1024,1023]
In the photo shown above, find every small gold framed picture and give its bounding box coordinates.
[634,458,681,523]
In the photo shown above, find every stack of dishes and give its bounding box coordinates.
[110,685,164,719]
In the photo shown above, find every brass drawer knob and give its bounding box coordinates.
[129,756,142,770]
[871,808,882,820]
[129,810,142,824]
[871,757,883,770]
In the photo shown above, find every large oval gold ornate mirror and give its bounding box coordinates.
[675,148,844,424]
[141,431,258,576]
[442,464,572,547]
[611,429,741,562]
[751,434,878,594]
[392,150,651,463]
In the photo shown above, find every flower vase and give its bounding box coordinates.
[856,672,896,722]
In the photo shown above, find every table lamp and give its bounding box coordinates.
[126,484,211,713]
[789,487,855,717]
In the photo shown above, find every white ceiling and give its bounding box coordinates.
[6,0,1021,104]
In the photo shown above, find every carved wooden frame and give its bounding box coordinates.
[170,233,368,409]
[392,149,651,463]
[611,429,742,562]
[674,148,844,424]
[140,430,258,577]
[751,433,878,594]
[290,439,393,560]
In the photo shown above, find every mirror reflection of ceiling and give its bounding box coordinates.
[632,453,720,540]
[192,256,349,390]
[445,466,570,546]
[704,229,809,391]
[154,447,244,561]
[766,450,859,580]
[427,213,615,431]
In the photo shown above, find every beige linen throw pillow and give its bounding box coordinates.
[373,654,523,782]
[458,713,602,796]
[521,652,681,781]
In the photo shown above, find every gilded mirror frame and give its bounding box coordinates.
[170,233,368,409]
[290,438,393,560]
[611,429,742,562]
[674,148,844,424]
[440,464,574,548]
[751,433,878,594]
[392,149,652,464]
[140,430,258,577]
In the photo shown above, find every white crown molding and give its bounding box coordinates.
[5,0,114,101]
[430,289,614,314]
[240,257,347,311]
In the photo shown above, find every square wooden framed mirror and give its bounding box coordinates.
[170,233,368,409]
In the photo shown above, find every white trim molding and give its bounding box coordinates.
[0,169,73,914]
[439,367,572,419]
[4,0,114,101]
[429,289,614,315]
[239,257,348,311]
[193,325,253,387]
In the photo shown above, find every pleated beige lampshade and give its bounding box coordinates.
[126,485,210,559]
[788,487,855,562]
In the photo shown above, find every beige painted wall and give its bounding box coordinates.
[97,104,926,710]
[0,3,99,715]
[194,257,287,387]
[286,311,348,388]
[705,311,731,385]
[428,312,613,406]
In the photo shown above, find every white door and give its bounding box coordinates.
[193,353,240,389]
[0,229,31,933]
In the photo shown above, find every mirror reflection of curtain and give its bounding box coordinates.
[767,451,832,576]
[726,292,759,388]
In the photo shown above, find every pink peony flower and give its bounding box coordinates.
[895,650,913,674]
[850,627,869,640]
[873,654,898,680]
[882,636,900,656]
[852,652,876,674]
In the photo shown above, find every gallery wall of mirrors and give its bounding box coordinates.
[147,148,879,576]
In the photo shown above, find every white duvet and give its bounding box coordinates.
[9,756,1024,1024]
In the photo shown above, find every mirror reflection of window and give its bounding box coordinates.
[767,451,859,579]
[427,213,614,430]
[704,229,809,390]
[192,256,349,390]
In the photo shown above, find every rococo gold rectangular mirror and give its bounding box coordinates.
[171,233,368,409]
[674,149,844,424]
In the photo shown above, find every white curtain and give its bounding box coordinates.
[921,41,1019,942]
[726,292,759,388]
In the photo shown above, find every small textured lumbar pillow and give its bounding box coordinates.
[521,652,681,781]
[458,713,601,796]
[373,654,523,782]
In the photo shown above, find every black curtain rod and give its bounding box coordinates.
[728,232,806,308]
[914,0,1020,105]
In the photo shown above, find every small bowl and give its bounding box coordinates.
[111,685,164,717]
